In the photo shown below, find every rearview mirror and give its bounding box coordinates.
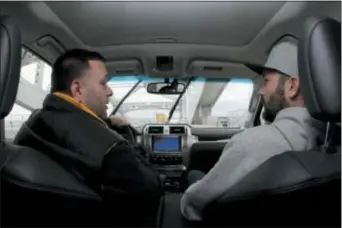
[146,82,185,94]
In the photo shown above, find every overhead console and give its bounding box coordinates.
[148,55,184,78]
[142,124,194,179]
[156,56,174,71]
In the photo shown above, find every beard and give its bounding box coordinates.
[261,84,287,123]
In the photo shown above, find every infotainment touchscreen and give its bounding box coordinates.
[152,135,181,152]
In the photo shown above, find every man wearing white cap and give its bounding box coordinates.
[180,38,327,221]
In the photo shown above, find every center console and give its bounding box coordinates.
[141,124,196,191]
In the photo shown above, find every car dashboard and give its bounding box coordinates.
[141,124,198,190]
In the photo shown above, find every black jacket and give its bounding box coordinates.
[14,94,163,198]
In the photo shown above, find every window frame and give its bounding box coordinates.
[3,47,52,139]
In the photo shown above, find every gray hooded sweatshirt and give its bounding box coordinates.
[180,107,326,221]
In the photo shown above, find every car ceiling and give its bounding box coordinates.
[0,1,340,80]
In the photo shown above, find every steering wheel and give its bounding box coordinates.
[125,124,138,144]
[110,124,136,144]
[129,125,149,157]
[111,124,147,157]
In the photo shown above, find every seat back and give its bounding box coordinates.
[1,143,162,227]
[1,144,106,226]
[201,16,341,227]
[203,150,341,227]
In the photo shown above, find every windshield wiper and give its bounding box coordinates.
[110,80,142,116]
[167,77,194,122]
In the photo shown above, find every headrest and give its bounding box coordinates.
[0,15,21,119]
[298,16,341,122]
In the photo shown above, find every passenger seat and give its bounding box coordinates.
[196,16,341,227]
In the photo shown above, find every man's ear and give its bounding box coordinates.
[287,77,301,99]
[70,80,83,99]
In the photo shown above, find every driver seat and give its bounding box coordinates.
[199,16,341,227]
[0,15,107,227]
[0,15,163,227]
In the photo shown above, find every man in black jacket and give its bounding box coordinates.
[14,49,163,199]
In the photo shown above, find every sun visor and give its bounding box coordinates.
[187,60,258,79]
[106,59,144,76]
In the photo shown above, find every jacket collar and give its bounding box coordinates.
[43,92,108,127]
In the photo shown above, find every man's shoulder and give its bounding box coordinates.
[220,124,292,160]
[231,125,290,149]
[234,124,277,140]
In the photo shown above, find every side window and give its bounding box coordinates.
[4,104,32,140]
[209,78,254,128]
[4,48,52,140]
[21,48,52,92]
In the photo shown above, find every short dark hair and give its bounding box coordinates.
[51,49,105,94]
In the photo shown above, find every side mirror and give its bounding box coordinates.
[146,82,185,94]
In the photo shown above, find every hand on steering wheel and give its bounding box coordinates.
[108,116,139,146]
[109,116,130,127]
[108,116,149,157]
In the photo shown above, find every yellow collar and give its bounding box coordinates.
[53,92,107,126]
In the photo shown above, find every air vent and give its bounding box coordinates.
[148,126,164,134]
[170,126,185,134]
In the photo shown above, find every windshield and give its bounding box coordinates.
[107,76,254,130]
